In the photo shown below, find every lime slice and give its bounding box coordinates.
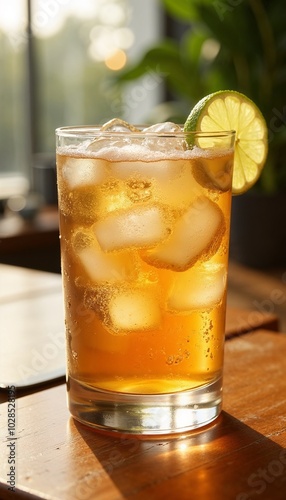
[184,90,268,194]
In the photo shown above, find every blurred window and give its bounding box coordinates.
[0,0,163,196]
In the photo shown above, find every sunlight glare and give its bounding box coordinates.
[201,38,221,61]
[177,441,188,452]
[105,49,127,71]
[89,24,134,62]
[113,28,134,49]
[0,0,26,32]
[89,26,117,60]
[98,3,127,26]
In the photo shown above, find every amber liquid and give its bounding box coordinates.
[57,150,232,395]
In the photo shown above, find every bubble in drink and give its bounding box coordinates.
[108,287,161,334]
[167,263,226,312]
[97,179,134,217]
[93,205,172,252]
[143,196,225,271]
[59,186,100,223]
[126,178,152,203]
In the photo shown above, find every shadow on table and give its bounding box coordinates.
[68,411,286,500]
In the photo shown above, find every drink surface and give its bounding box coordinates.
[57,127,233,394]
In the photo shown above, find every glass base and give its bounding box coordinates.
[68,376,222,436]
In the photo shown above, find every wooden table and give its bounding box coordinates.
[0,265,286,499]
[0,265,65,389]
[0,264,279,390]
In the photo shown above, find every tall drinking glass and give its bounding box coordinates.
[56,124,235,435]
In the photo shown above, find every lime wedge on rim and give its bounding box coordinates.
[184,90,268,194]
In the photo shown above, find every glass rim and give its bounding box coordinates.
[55,125,236,139]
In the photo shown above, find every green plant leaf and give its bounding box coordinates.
[115,0,286,192]
[196,2,260,56]
[116,39,196,103]
[181,29,208,68]
[161,0,199,21]
[117,39,180,82]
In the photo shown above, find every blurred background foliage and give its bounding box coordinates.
[118,0,286,193]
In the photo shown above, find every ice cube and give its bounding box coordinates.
[109,159,181,182]
[100,118,141,133]
[93,205,172,252]
[97,178,133,216]
[72,230,136,282]
[167,263,227,312]
[143,122,182,134]
[152,159,204,209]
[108,287,161,333]
[86,136,122,153]
[60,175,133,223]
[110,158,203,210]
[143,197,225,271]
[87,120,141,154]
[62,157,107,189]
[143,122,185,152]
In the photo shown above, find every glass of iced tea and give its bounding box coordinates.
[56,120,235,435]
